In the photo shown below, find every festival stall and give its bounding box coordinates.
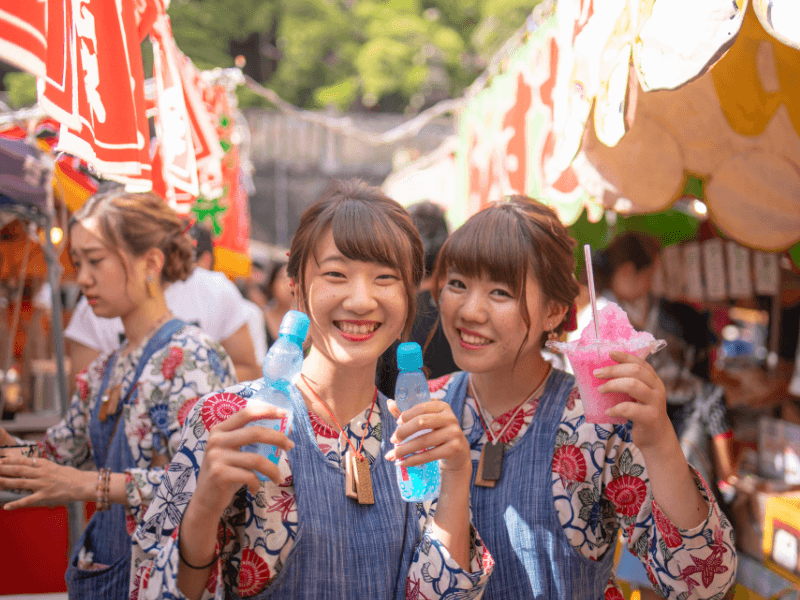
[0,0,253,592]
[447,0,800,596]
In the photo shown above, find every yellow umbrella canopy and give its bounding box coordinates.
[546,0,800,252]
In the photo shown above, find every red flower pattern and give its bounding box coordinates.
[237,549,271,596]
[553,444,587,483]
[126,513,137,535]
[604,585,625,600]
[206,561,219,593]
[201,392,247,429]
[605,475,647,516]
[77,374,90,402]
[309,411,338,438]
[495,408,526,443]
[177,396,200,426]
[130,564,151,600]
[161,347,184,380]
[428,374,451,392]
[653,501,683,548]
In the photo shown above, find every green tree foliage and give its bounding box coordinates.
[3,72,37,108]
[167,0,543,111]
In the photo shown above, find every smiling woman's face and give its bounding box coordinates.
[69,219,146,319]
[301,230,408,371]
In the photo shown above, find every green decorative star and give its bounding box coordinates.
[191,195,227,235]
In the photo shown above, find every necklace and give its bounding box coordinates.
[300,373,378,505]
[99,311,173,422]
[468,363,551,487]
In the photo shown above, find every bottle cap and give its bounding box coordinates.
[396,342,423,372]
[279,310,310,345]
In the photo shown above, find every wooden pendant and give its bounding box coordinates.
[345,452,358,499]
[475,441,504,487]
[353,456,374,505]
[99,384,122,422]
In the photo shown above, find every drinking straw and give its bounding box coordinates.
[583,244,601,353]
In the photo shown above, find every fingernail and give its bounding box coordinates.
[390,435,397,443]
[385,452,395,461]
[593,369,603,377]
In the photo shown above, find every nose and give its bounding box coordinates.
[76,262,93,290]
[458,289,488,324]
[342,275,379,314]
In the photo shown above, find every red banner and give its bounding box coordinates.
[0,0,46,77]
[150,12,199,201]
[54,0,151,183]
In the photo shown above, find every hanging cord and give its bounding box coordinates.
[0,229,33,416]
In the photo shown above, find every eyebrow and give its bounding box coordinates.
[317,254,346,265]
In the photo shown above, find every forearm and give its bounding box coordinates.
[640,438,707,529]
[176,499,220,600]
[430,469,472,570]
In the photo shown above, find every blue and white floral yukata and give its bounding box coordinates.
[435,368,737,600]
[131,378,494,600]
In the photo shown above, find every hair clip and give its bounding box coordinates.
[182,218,196,235]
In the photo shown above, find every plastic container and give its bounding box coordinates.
[241,310,309,479]
[394,342,440,502]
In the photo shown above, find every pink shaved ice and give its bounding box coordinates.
[579,301,656,349]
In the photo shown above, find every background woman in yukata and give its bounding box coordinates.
[132,179,493,600]
[428,196,737,599]
[0,190,236,598]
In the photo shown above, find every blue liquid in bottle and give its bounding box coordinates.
[394,342,440,502]
[241,310,309,480]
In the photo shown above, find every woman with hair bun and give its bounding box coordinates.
[0,190,237,598]
[431,196,736,599]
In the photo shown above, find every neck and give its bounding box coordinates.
[120,296,171,350]
[300,347,378,426]
[469,352,550,418]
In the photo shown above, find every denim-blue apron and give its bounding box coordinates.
[445,370,616,599]
[65,319,185,599]
[229,389,420,600]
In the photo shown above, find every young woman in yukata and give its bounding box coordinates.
[0,190,236,599]
[131,179,493,600]
[428,196,737,599]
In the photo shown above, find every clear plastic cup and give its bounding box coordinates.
[546,338,666,424]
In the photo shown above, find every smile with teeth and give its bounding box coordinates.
[459,329,492,346]
[335,321,380,335]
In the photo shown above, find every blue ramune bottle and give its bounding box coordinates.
[242,310,309,480]
[394,342,440,502]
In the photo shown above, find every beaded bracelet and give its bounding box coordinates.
[95,468,111,511]
[177,516,225,570]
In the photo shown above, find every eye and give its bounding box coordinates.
[446,278,466,290]
[490,286,514,299]
[323,270,346,279]
[89,258,103,266]
[376,271,400,284]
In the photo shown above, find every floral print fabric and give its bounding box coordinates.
[131,378,493,600]
[428,371,737,599]
[41,325,236,537]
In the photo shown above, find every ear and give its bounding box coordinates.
[547,301,569,327]
[143,246,166,281]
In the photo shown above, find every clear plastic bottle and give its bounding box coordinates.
[394,342,440,502]
[241,310,309,480]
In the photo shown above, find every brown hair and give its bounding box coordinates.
[591,231,661,293]
[69,190,194,284]
[432,195,580,350]
[287,179,424,339]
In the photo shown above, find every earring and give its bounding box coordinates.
[547,323,557,342]
[147,275,156,298]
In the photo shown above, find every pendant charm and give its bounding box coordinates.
[98,398,110,423]
[354,456,374,505]
[100,385,122,422]
[475,441,503,487]
[345,452,358,500]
